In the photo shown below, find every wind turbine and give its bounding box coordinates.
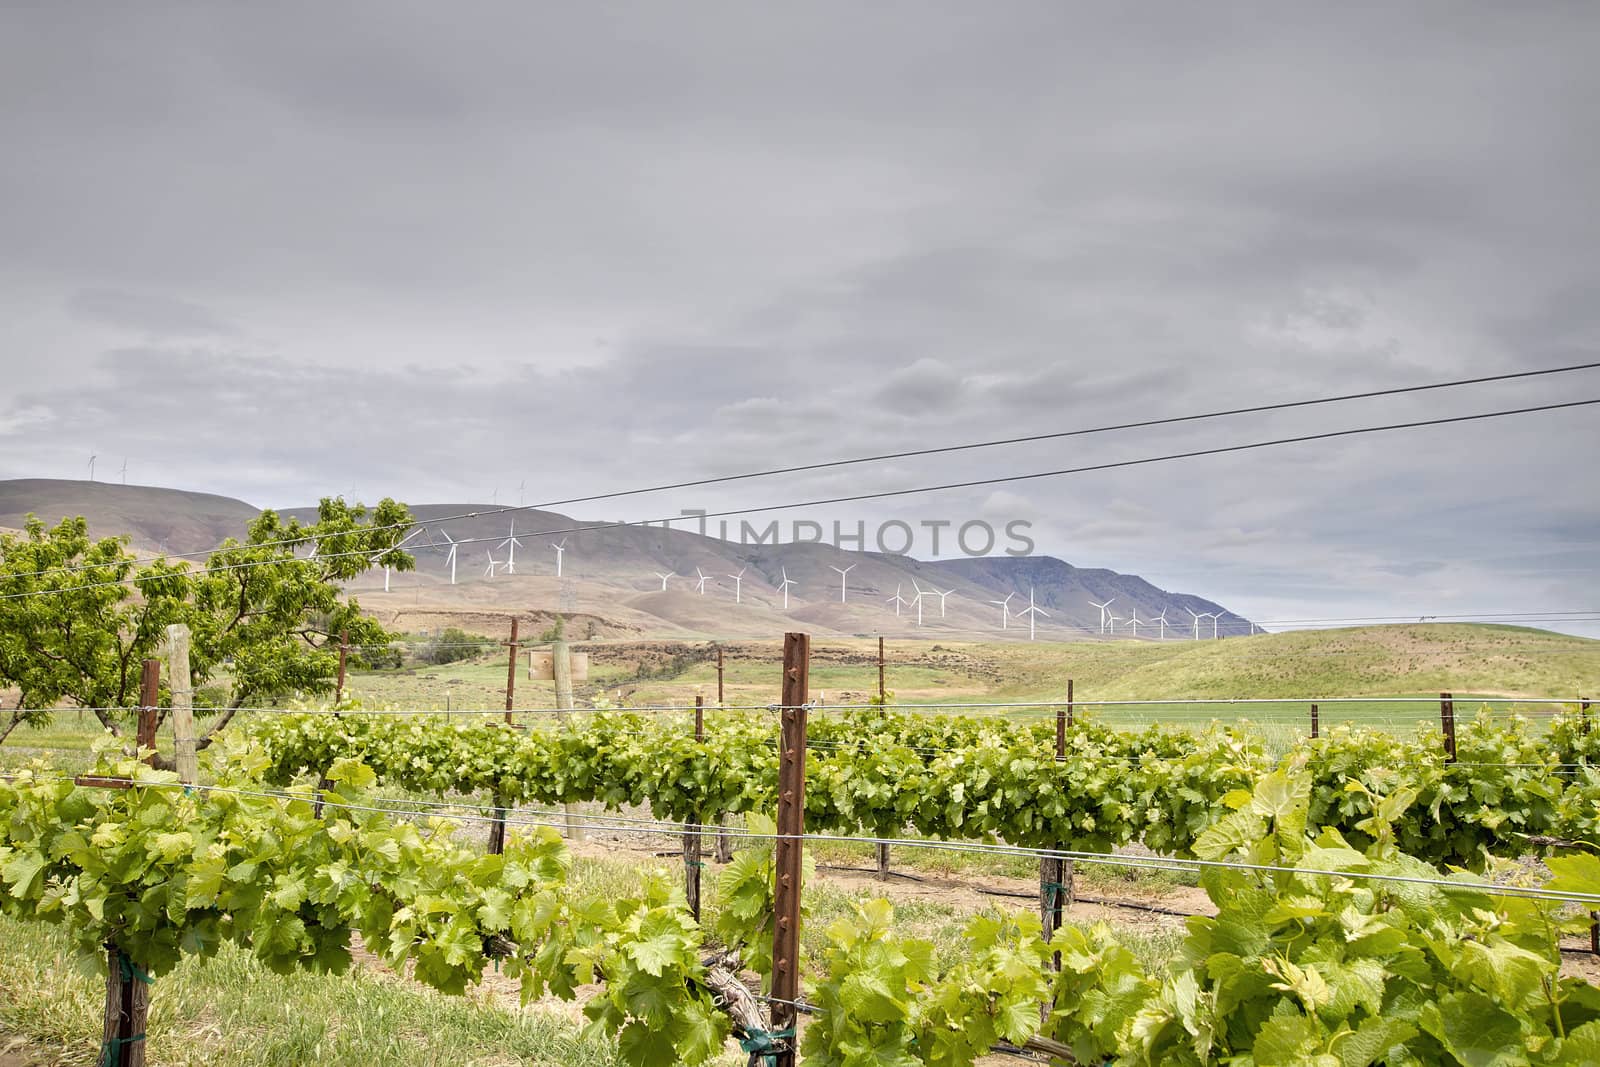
[1156,609,1170,640]
[551,539,567,578]
[119,459,127,485]
[908,581,926,627]
[1206,612,1221,640]
[373,527,425,592]
[1088,598,1115,635]
[989,592,1015,629]
[829,563,855,603]
[653,572,674,591]
[886,584,908,617]
[517,480,526,507]
[497,522,523,574]
[777,567,797,609]
[1186,608,1203,640]
[727,567,746,604]
[440,530,459,585]
[1127,608,1141,638]
[1017,586,1048,641]
[927,587,953,618]
[484,551,501,578]
[87,453,96,481]
[1106,612,1121,635]
[694,567,712,595]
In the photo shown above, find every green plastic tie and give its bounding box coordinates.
[1043,881,1067,908]
[118,952,152,985]
[98,1032,145,1067]
[738,1026,796,1066]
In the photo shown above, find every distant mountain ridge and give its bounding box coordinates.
[0,478,1253,640]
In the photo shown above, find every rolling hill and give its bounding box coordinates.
[3,477,1255,640]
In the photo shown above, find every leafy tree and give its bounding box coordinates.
[0,497,415,756]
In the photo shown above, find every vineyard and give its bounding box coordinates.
[5,632,1600,1066]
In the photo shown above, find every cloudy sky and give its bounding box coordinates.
[2,3,1597,633]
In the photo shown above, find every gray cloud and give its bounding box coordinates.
[1,2,1598,634]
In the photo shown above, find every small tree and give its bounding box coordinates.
[0,497,416,755]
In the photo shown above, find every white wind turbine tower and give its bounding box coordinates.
[1186,608,1203,640]
[439,530,460,585]
[1127,608,1142,638]
[1017,586,1048,641]
[777,567,797,609]
[653,572,674,591]
[119,459,127,484]
[727,567,747,604]
[550,539,567,578]
[1088,598,1115,635]
[1156,609,1170,640]
[1106,612,1121,635]
[908,581,926,627]
[694,567,712,595]
[87,453,97,481]
[829,563,855,603]
[989,592,1015,629]
[1207,612,1221,640]
[373,528,425,592]
[497,523,523,574]
[886,584,908,617]
[927,587,953,618]
[485,551,506,578]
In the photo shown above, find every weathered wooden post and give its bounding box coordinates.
[684,694,705,920]
[770,633,810,1067]
[167,625,196,783]
[334,629,349,703]
[1440,692,1457,762]
[553,638,585,841]
[876,636,891,880]
[136,659,159,767]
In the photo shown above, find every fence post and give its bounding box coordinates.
[876,635,891,880]
[504,618,520,725]
[166,625,196,783]
[1583,696,1591,736]
[715,645,734,863]
[1041,684,1071,963]
[770,632,810,1067]
[1310,702,1320,740]
[136,659,160,767]
[1440,692,1456,762]
[1066,677,1074,728]
[102,944,150,1067]
[553,639,585,841]
[684,694,705,921]
[335,629,349,704]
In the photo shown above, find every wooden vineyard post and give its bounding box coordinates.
[1440,692,1457,763]
[876,636,891,880]
[136,659,159,767]
[167,624,197,783]
[1066,677,1074,728]
[553,639,585,841]
[714,645,735,863]
[503,618,520,724]
[102,945,151,1067]
[487,620,521,853]
[1041,683,1072,963]
[1310,702,1320,740]
[1583,696,1592,736]
[335,629,349,704]
[684,694,705,921]
[770,632,810,1067]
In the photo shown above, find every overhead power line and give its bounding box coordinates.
[8,360,1599,581]
[3,394,1597,601]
